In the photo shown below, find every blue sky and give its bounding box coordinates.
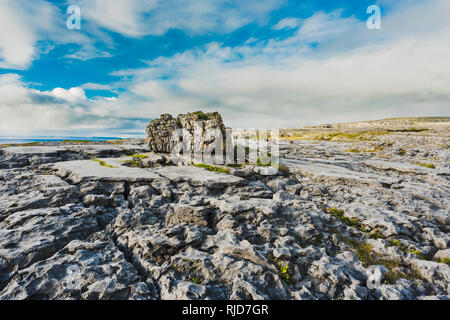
[0,0,449,137]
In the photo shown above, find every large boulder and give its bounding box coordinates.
[145,111,228,158]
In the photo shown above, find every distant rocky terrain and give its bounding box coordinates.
[0,116,449,300]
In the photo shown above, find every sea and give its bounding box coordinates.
[0,137,128,145]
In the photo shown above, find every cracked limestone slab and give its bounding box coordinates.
[280,158,397,186]
[64,144,148,156]
[1,146,66,156]
[0,233,151,300]
[54,159,162,183]
[154,166,247,189]
[0,146,68,168]
[0,190,49,222]
[0,205,99,289]
[206,195,280,216]
[343,204,420,237]
[364,159,435,174]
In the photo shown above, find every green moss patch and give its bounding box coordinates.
[323,207,359,227]
[90,159,118,168]
[414,162,435,169]
[194,163,230,174]
[340,237,422,284]
[192,111,208,120]
[267,252,292,284]
[131,154,148,159]
[345,149,361,153]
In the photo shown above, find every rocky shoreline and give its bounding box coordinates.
[0,117,449,300]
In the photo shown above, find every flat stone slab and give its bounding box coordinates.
[64,144,147,155]
[54,158,161,183]
[1,146,66,156]
[364,159,433,174]
[0,145,149,169]
[1,145,147,156]
[0,206,98,276]
[155,166,247,189]
[206,196,280,216]
[280,158,397,186]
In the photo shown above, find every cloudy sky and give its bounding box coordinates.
[0,0,449,137]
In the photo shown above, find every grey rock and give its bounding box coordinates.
[83,194,116,207]
[0,233,151,300]
[145,112,227,159]
[155,166,247,190]
[434,249,450,262]
[55,159,162,183]
[166,205,208,227]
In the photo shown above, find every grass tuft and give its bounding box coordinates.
[90,159,117,168]
[194,163,230,174]
[131,154,148,159]
[190,276,202,284]
[340,237,422,284]
[323,207,359,227]
[345,149,361,153]
[414,162,435,169]
[192,111,208,120]
[267,253,292,284]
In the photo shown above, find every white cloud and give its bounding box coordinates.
[39,87,87,103]
[77,0,284,36]
[65,45,113,61]
[0,0,285,69]
[0,0,58,69]
[272,18,301,30]
[108,0,450,128]
[0,0,104,69]
[1,0,449,134]
[0,74,147,135]
[81,83,113,91]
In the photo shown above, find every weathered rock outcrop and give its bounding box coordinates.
[144,111,227,157]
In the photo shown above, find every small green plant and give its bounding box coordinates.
[324,207,344,216]
[414,162,435,169]
[128,159,145,168]
[278,264,291,283]
[267,253,292,284]
[398,149,406,156]
[369,228,384,240]
[193,111,208,120]
[407,249,425,260]
[194,163,230,174]
[90,159,117,168]
[345,149,361,153]
[440,258,450,265]
[131,154,148,159]
[191,276,202,284]
[390,239,406,250]
[323,207,359,227]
